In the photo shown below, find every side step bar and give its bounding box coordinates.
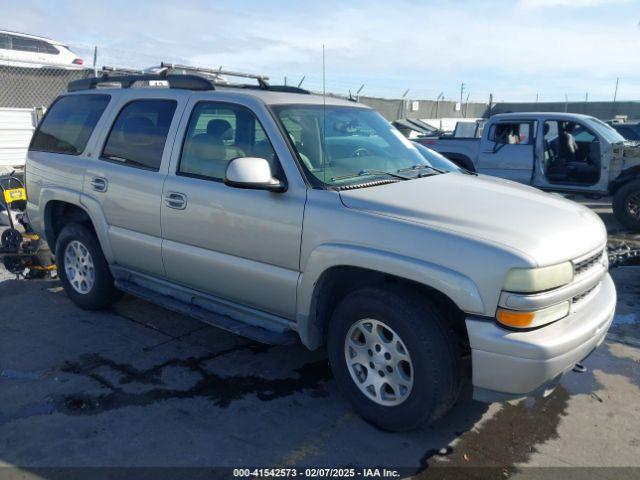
[114,280,299,345]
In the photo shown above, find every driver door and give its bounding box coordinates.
[477,121,535,184]
[160,98,306,319]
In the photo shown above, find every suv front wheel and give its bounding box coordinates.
[327,286,462,431]
[55,223,122,310]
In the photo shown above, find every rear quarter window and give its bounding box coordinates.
[30,94,111,155]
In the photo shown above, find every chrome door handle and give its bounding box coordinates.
[164,192,187,210]
[90,177,108,192]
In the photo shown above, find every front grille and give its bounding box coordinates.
[573,249,604,276]
[572,283,598,304]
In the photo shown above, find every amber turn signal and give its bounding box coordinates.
[496,309,535,328]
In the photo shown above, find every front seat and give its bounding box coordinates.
[558,123,577,163]
[206,119,245,160]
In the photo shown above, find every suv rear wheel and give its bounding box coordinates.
[327,286,462,431]
[613,179,640,232]
[55,223,122,309]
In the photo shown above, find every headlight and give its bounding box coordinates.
[502,262,573,293]
[497,301,570,329]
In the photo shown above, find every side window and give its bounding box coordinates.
[490,122,531,145]
[0,34,10,50]
[573,126,596,142]
[179,102,277,181]
[11,36,39,52]
[102,99,177,171]
[38,41,59,55]
[30,94,111,155]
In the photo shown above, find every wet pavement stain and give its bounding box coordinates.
[415,387,570,478]
[55,343,333,415]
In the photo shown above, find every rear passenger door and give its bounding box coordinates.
[161,98,305,319]
[83,91,185,277]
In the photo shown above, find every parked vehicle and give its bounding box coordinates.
[0,30,83,68]
[609,122,640,142]
[418,112,640,231]
[25,71,615,431]
[392,119,440,139]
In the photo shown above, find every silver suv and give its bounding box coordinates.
[25,70,616,431]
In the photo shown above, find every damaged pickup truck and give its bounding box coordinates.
[418,112,640,231]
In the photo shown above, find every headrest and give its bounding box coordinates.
[207,119,233,140]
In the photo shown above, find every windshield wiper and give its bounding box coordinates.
[397,164,447,175]
[331,169,411,181]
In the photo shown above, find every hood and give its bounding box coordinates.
[339,173,607,266]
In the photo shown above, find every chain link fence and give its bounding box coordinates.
[0,63,94,109]
[1,59,639,123]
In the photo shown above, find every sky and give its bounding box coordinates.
[2,0,640,102]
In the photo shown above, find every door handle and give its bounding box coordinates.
[164,192,187,210]
[90,177,108,192]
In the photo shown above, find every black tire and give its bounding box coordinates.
[613,179,640,232]
[55,223,122,310]
[327,285,462,432]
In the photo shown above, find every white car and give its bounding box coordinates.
[0,30,83,68]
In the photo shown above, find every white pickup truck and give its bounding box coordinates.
[418,112,640,231]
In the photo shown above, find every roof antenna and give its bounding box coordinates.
[297,75,306,88]
[322,44,327,184]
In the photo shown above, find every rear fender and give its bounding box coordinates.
[38,187,114,262]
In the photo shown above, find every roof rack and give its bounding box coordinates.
[158,62,310,94]
[67,63,310,95]
[159,62,270,88]
[67,70,215,92]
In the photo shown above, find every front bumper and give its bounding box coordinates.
[467,273,616,403]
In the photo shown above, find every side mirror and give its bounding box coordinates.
[224,157,286,192]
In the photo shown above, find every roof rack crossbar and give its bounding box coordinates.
[159,62,270,88]
[67,72,215,92]
[101,66,145,74]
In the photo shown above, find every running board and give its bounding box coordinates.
[114,280,299,345]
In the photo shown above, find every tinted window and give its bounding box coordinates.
[179,102,277,181]
[30,94,111,155]
[0,34,10,50]
[102,99,177,171]
[11,36,39,52]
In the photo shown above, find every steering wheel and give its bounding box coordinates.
[351,147,372,158]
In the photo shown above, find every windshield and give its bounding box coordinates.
[273,105,445,187]
[584,117,626,144]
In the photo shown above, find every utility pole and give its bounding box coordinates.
[564,94,569,112]
[400,88,410,119]
[459,82,465,115]
[435,92,444,118]
[284,76,287,86]
[92,46,98,77]
[612,77,619,117]
[584,92,589,113]
[297,75,305,88]
[464,91,470,118]
[535,93,539,105]
[488,93,493,116]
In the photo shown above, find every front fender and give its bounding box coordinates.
[296,243,485,349]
